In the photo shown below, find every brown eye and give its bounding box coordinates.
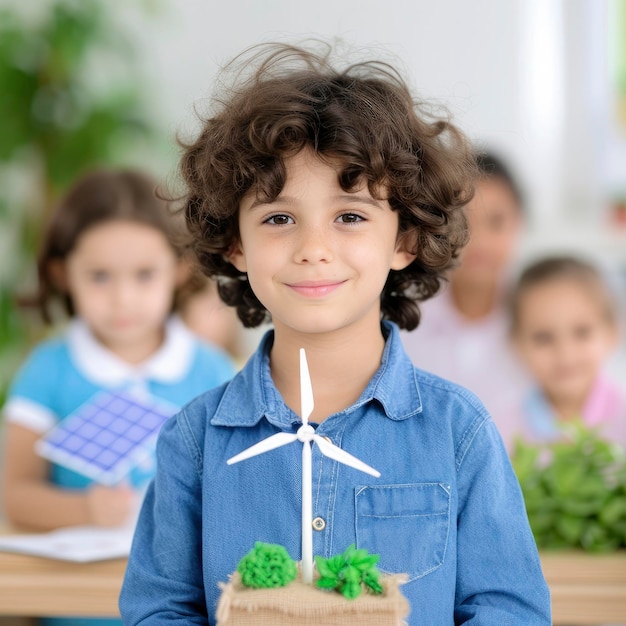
[531,331,553,347]
[137,269,155,282]
[264,214,293,225]
[573,325,592,340]
[337,213,363,223]
[486,213,509,232]
[90,270,109,283]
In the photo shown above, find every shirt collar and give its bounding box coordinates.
[211,321,422,428]
[67,315,196,387]
[524,377,614,438]
[524,389,560,438]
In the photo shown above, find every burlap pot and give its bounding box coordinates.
[216,572,409,626]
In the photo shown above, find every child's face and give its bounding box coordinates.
[229,149,415,338]
[454,178,522,286]
[513,279,617,406]
[63,220,181,354]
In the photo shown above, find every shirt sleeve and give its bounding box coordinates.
[2,343,62,432]
[454,416,552,624]
[120,408,208,624]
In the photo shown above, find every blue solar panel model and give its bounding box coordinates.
[36,390,179,486]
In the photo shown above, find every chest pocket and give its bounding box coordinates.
[355,482,450,582]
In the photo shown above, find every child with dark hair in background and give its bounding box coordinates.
[1,168,235,626]
[401,150,531,438]
[120,43,550,625]
[178,275,247,364]
[509,255,626,448]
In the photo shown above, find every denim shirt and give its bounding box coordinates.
[120,322,551,625]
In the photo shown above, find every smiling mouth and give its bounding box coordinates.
[287,281,346,298]
[110,319,137,328]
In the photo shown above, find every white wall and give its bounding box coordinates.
[6,0,623,260]
[128,0,526,178]
[123,1,626,263]
[4,0,626,361]
[135,0,524,144]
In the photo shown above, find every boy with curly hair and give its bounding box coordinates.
[120,43,551,624]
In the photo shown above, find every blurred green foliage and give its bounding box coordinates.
[512,423,626,553]
[0,0,164,406]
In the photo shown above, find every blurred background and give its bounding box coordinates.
[1,0,626,399]
[2,6,626,623]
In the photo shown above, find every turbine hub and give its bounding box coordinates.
[296,423,315,442]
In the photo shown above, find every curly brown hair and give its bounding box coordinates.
[180,42,476,330]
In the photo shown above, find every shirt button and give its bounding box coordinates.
[323,436,332,444]
[312,517,326,531]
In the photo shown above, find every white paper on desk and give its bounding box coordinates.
[0,524,134,562]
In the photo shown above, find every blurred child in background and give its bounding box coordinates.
[401,150,531,433]
[509,255,626,449]
[178,274,246,364]
[1,168,235,530]
[2,171,234,624]
[0,169,235,625]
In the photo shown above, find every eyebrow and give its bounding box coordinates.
[247,194,387,211]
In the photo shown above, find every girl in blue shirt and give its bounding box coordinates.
[1,168,235,626]
[120,43,551,625]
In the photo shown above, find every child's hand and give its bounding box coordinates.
[86,483,135,527]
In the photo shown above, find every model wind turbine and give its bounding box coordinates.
[227,348,380,584]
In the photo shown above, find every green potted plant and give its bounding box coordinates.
[512,423,626,552]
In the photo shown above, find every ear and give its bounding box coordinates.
[47,259,68,292]
[226,240,247,273]
[391,229,418,271]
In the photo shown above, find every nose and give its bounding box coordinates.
[553,337,580,371]
[293,224,333,264]
[552,338,579,370]
[111,278,137,308]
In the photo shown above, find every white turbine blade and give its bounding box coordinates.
[227,432,297,465]
[313,435,381,477]
[299,348,314,424]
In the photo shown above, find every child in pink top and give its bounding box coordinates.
[509,255,626,449]
[401,152,530,434]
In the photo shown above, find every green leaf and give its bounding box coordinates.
[0,65,40,159]
[340,581,362,600]
[511,438,539,482]
[316,576,339,590]
[349,549,379,571]
[314,545,384,599]
[342,565,361,585]
[561,496,608,517]
[555,514,585,544]
[328,554,347,574]
[314,556,338,581]
[527,510,556,535]
[599,495,626,526]
[362,568,383,594]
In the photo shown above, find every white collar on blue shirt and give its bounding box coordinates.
[67,315,196,386]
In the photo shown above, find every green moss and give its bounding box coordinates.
[237,542,297,589]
